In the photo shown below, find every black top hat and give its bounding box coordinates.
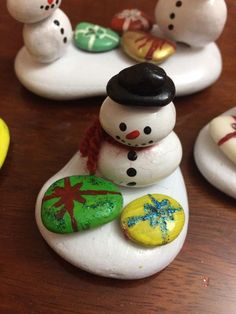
[106,63,175,107]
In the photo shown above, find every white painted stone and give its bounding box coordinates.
[98,99,182,187]
[155,0,227,47]
[23,9,72,63]
[7,0,62,24]
[100,99,177,146]
[14,39,222,100]
[98,133,182,187]
[209,115,236,165]
[35,153,189,279]
[194,108,236,199]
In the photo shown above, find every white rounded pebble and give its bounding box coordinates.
[194,108,236,199]
[155,0,227,47]
[23,9,72,63]
[7,0,62,24]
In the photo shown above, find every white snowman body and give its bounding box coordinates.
[98,97,182,187]
[155,0,227,47]
[7,0,72,63]
[23,9,72,63]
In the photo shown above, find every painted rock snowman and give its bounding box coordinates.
[36,63,188,279]
[81,63,182,187]
[155,0,227,47]
[7,0,72,63]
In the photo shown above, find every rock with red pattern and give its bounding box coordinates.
[122,31,176,64]
[111,9,153,34]
[41,175,123,234]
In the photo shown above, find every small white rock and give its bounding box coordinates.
[23,9,72,63]
[194,108,236,199]
[7,0,62,24]
[100,98,177,146]
[155,0,227,47]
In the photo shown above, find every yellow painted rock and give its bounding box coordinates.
[121,194,185,247]
[209,115,236,165]
[122,31,176,64]
[0,118,10,168]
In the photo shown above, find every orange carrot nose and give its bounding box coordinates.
[126,130,140,140]
[48,0,54,4]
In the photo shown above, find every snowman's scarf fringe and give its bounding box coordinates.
[80,118,103,175]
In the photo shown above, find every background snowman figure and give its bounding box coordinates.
[80,62,182,187]
[155,0,227,47]
[7,0,72,63]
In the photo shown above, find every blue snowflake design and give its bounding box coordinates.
[127,194,182,243]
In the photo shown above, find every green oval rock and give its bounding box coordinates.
[41,175,123,234]
[74,22,120,52]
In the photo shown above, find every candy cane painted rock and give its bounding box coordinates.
[41,175,123,234]
[209,115,236,165]
[111,9,153,33]
[121,194,185,247]
[7,0,62,24]
[122,31,176,64]
[74,22,120,53]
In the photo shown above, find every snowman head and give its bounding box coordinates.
[155,0,227,47]
[100,63,176,147]
[100,98,176,147]
[7,0,62,24]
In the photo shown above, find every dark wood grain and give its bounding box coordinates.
[0,1,235,313]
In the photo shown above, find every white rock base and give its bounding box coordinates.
[194,107,236,199]
[15,40,222,100]
[35,153,189,280]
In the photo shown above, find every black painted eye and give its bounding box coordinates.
[144,126,152,135]
[119,123,127,132]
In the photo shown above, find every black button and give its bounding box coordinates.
[176,1,182,7]
[168,24,174,30]
[127,168,137,177]
[127,182,137,186]
[170,13,175,19]
[128,151,137,161]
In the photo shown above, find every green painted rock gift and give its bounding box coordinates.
[41,175,123,234]
[74,22,120,52]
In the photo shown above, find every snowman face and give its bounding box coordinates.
[7,0,62,24]
[99,98,176,147]
[155,0,227,47]
[23,9,72,63]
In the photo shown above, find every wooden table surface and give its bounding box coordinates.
[1,1,235,313]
